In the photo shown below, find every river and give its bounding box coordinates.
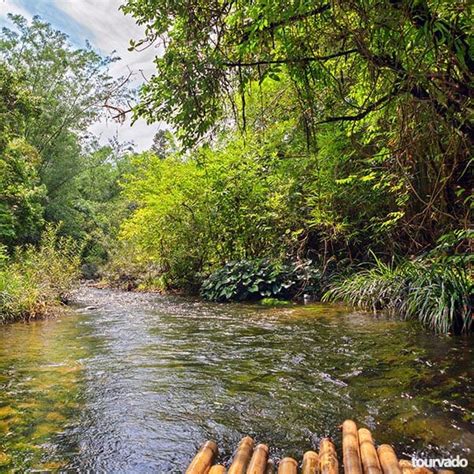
[0,286,472,472]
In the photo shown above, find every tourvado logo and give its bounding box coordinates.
[411,455,468,470]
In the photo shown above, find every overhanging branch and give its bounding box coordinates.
[316,92,394,125]
[222,49,357,67]
[240,4,331,43]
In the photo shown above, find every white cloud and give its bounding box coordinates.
[54,0,159,80]
[0,0,32,21]
[53,0,163,151]
[1,0,164,151]
[90,117,163,151]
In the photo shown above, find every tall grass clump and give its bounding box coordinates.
[323,238,472,334]
[0,225,81,323]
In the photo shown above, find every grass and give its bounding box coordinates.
[323,255,472,334]
[0,226,81,323]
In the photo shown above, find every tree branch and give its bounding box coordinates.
[239,4,331,43]
[222,49,357,67]
[316,92,395,125]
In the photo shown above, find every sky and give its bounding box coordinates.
[0,0,162,151]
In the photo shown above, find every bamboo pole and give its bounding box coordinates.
[186,441,218,474]
[342,420,363,474]
[398,460,413,473]
[265,459,276,474]
[209,466,227,474]
[247,444,269,474]
[228,436,254,474]
[302,450,319,474]
[278,457,298,474]
[319,438,339,474]
[377,445,401,474]
[358,428,382,474]
[398,460,433,474]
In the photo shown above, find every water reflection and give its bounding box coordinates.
[0,287,472,472]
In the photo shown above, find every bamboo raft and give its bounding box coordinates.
[186,420,455,474]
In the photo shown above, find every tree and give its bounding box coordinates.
[122,1,471,141]
[0,14,130,236]
[122,0,472,252]
[0,63,45,247]
[151,129,177,158]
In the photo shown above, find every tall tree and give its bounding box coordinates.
[122,0,472,251]
[151,129,177,158]
[0,14,130,235]
[0,64,45,246]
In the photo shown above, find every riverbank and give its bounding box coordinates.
[98,248,473,334]
[0,227,81,324]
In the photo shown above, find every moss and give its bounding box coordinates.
[0,406,17,420]
[0,452,11,467]
[0,420,10,434]
[38,460,67,471]
[45,412,66,423]
[31,423,56,440]
[260,298,292,307]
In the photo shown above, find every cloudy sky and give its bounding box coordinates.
[0,0,162,151]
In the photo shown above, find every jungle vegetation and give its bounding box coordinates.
[0,15,130,318]
[0,2,472,332]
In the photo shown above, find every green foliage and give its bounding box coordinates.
[0,63,45,246]
[118,151,211,289]
[0,61,37,143]
[123,0,471,253]
[123,0,471,143]
[117,120,311,288]
[116,107,408,291]
[302,125,407,255]
[428,229,474,266]
[100,241,165,291]
[401,260,472,334]
[201,259,321,302]
[70,144,134,274]
[0,15,129,248]
[0,139,45,246]
[0,225,81,323]
[323,249,473,334]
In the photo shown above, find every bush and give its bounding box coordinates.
[323,253,473,334]
[201,259,322,302]
[0,225,81,323]
[99,241,166,291]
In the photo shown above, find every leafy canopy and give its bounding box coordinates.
[122,0,472,146]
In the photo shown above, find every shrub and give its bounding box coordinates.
[200,259,322,302]
[99,241,166,291]
[0,225,81,323]
[323,252,472,334]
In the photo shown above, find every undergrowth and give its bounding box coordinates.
[323,249,472,334]
[201,259,322,302]
[0,226,81,323]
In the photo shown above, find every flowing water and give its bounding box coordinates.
[0,286,472,472]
